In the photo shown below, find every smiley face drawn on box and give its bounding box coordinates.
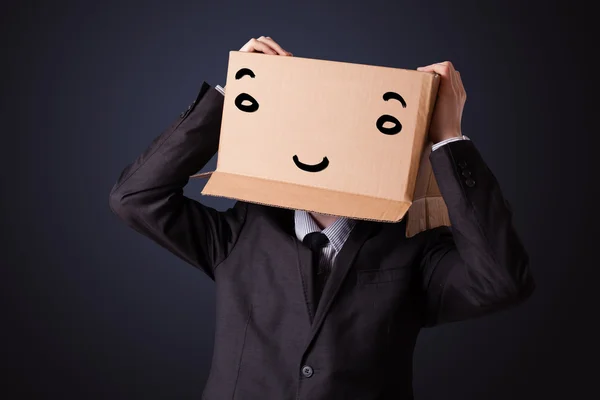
[205,51,439,221]
[232,66,409,175]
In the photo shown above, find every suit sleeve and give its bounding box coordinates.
[108,82,248,280]
[419,139,534,326]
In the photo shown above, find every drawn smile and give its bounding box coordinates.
[292,155,329,172]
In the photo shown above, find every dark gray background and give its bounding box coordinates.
[2,0,596,399]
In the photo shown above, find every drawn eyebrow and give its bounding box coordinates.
[235,68,256,80]
[383,92,406,108]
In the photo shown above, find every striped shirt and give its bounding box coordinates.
[294,210,357,274]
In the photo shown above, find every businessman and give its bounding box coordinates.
[109,37,534,399]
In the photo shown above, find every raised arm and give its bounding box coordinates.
[419,139,534,326]
[109,37,292,279]
[414,60,534,325]
[109,82,247,279]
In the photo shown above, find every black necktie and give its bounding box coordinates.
[303,232,330,307]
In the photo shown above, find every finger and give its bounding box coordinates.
[455,70,463,88]
[418,61,460,90]
[257,36,291,56]
[251,39,278,55]
[455,71,467,99]
[238,38,255,52]
[239,38,277,55]
[417,61,455,76]
[265,36,293,56]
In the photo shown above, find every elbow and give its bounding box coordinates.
[503,274,535,308]
[508,251,535,304]
[489,258,535,310]
[516,258,535,301]
[109,185,138,223]
[515,270,535,304]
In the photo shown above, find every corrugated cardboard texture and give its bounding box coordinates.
[198,51,440,223]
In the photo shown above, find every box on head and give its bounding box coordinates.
[192,51,450,237]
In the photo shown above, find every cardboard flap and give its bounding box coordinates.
[405,142,451,237]
[202,171,411,222]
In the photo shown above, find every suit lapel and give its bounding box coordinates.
[270,206,381,333]
[308,220,378,340]
[272,207,317,325]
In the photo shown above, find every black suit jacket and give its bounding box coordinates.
[109,82,534,400]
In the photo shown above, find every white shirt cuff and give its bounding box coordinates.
[215,85,225,95]
[431,135,470,151]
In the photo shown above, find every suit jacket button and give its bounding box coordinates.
[465,178,476,187]
[301,365,314,378]
[458,160,467,168]
[462,169,472,177]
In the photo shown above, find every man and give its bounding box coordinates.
[109,37,534,399]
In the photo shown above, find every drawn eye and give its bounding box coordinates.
[377,91,406,135]
[376,115,402,135]
[235,93,259,113]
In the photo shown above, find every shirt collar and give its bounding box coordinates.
[294,210,356,253]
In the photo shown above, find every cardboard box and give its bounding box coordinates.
[193,51,448,234]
